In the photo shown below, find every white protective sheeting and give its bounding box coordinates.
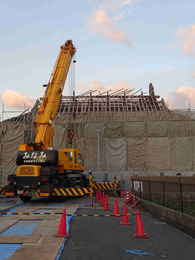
[104,138,127,171]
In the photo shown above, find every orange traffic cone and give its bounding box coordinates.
[133,210,150,238]
[113,199,120,216]
[120,213,130,225]
[96,192,100,202]
[99,192,103,204]
[56,209,69,237]
[123,204,128,215]
[103,196,109,211]
[101,194,104,208]
[102,193,107,207]
[103,197,106,210]
[106,196,109,210]
[120,205,130,225]
[98,191,101,201]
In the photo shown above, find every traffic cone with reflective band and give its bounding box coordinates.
[103,196,109,211]
[103,197,106,210]
[99,191,102,201]
[96,191,99,202]
[99,192,103,204]
[123,204,128,215]
[97,192,100,204]
[98,191,101,201]
[120,213,130,225]
[56,209,69,237]
[120,205,130,225]
[101,193,106,207]
[106,195,109,210]
[133,210,150,238]
[113,199,120,216]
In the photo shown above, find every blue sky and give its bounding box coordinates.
[0,0,195,110]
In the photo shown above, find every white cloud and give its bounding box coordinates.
[165,86,195,109]
[102,0,139,10]
[88,0,140,46]
[177,24,195,56]
[90,9,132,46]
[119,0,140,8]
[1,90,34,108]
[76,80,134,95]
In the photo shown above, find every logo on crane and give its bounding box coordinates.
[22,151,47,163]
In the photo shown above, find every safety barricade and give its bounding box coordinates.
[91,183,118,192]
[124,191,140,208]
[52,187,92,197]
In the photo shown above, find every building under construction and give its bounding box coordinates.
[0,83,195,185]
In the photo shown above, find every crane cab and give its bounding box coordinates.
[58,148,84,173]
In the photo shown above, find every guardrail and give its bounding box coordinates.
[130,176,195,215]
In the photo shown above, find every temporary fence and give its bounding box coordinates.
[130,176,195,215]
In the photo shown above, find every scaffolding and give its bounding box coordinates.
[1,83,193,124]
[0,102,31,122]
[55,83,184,123]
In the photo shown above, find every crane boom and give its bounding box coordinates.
[34,40,76,149]
[2,40,118,202]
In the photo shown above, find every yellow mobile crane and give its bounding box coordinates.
[3,40,90,201]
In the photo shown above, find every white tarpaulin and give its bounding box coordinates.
[105,138,127,171]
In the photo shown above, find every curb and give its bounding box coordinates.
[0,201,23,215]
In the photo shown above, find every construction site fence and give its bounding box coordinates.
[130,176,195,216]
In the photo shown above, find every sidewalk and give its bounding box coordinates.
[0,197,21,213]
[61,197,195,260]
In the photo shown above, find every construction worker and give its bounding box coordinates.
[113,176,121,197]
[88,170,94,186]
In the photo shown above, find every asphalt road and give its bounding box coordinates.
[61,205,195,260]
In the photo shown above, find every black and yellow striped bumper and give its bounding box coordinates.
[37,183,117,197]
[0,182,118,198]
[91,183,118,191]
[51,187,92,197]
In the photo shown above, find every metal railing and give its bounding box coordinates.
[130,176,195,215]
